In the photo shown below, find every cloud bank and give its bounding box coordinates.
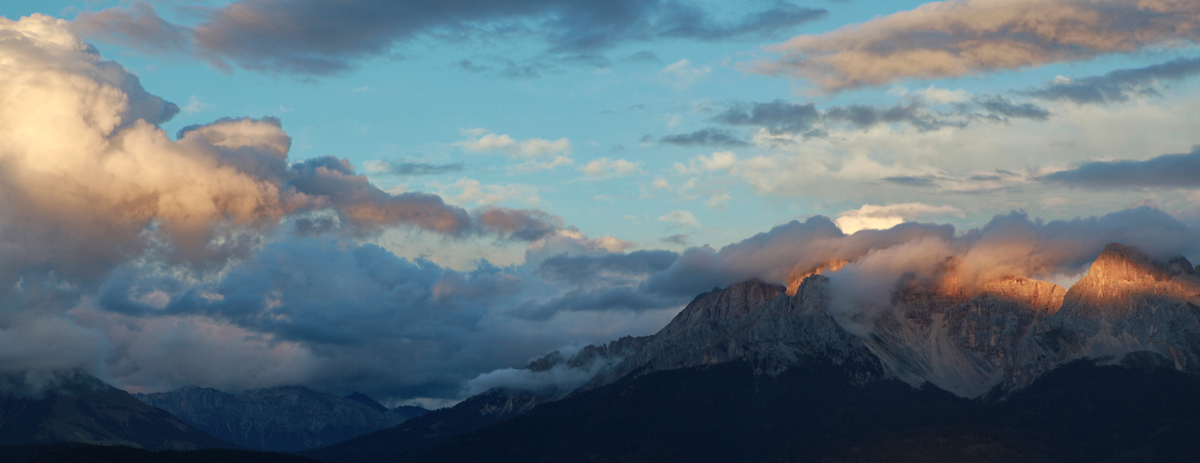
[760,0,1200,91]
[74,1,826,75]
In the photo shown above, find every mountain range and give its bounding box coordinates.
[306,242,1200,462]
[135,386,428,452]
[4,242,1199,461]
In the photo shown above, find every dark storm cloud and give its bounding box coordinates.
[1027,57,1200,105]
[517,287,682,321]
[537,250,679,283]
[76,0,826,75]
[1041,146,1200,189]
[660,128,749,147]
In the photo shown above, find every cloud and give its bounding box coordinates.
[537,250,679,284]
[974,96,1050,121]
[660,128,749,147]
[715,100,821,133]
[364,159,465,176]
[758,0,1200,91]
[0,17,618,400]
[658,210,700,228]
[461,354,619,397]
[435,178,542,207]
[835,203,965,234]
[75,1,825,76]
[1027,57,1200,105]
[710,97,1049,137]
[456,130,571,158]
[1041,146,1200,189]
[660,58,711,89]
[456,130,573,171]
[579,158,642,177]
[706,192,732,209]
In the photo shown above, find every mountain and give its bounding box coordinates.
[136,385,424,452]
[0,372,230,450]
[305,243,1200,462]
[301,388,551,463]
[1007,243,1200,391]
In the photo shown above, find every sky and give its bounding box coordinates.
[2,0,1200,406]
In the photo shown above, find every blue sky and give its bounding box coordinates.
[23,0,1200,262]
[3,0,1200,404]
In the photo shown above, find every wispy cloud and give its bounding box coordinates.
[758,0,1200,91]
[1027,57,1200,105]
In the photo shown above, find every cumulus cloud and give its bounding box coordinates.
[456,129,573,171]
[674,151,738,174]
[579,158,643,177]
[0,16,617,401]
[759,0,1200,91]
[835,203,965,234]
[75,0,825,75]
[1040,146,1200,189]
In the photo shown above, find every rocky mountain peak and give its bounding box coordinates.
[658,279,784,337]
[1086,243,1174,283]
[1060,243,1200,319]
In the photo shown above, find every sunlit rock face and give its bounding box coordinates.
[1007,243,1200,391]
[587,277,884,389]
[864,275,1065,397]
[525,243,1199,402]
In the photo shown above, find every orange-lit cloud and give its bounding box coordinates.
[760,0,1200,91]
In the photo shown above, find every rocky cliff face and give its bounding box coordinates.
[136,385,424,452]
[580,277,883,389]
[862,276,1064,397]
[447,242,1199,423]
[1007,243,1200,391]
[557,242,1199,400]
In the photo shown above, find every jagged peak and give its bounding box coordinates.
[1087,243,1173,282]
[658,279,785,335]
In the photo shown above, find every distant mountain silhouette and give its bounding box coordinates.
[0,372,229,450]
[136,385,427,452]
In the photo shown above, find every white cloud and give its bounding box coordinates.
[674,151,738,175]
[835,203,964,234]
[435,177,541,207]
[918,85,971,104]
[658,210,700,228]
[455,129,571,159]
[580,157,642,178]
